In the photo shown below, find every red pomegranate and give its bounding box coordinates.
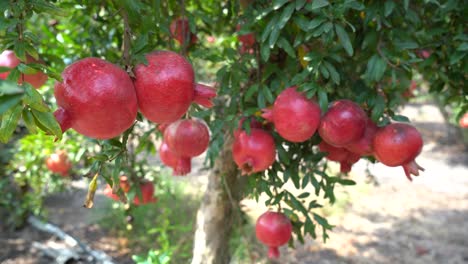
[164,118,210,157]
[319,99,367,147]
[262,87,321,142]
[159,141,191,176]
[236,24,256,48]
[54,57,137,139]
[403,80,418,98]
[232,127,276,175]
[417,49,432,59]
[170,18,197,46]
[104,176,157,205]
[373,123,424,180]
[345,119,379,156]
[0,50,48,88]
[45,150,72,176]
[319,141,360,173]
[459,113,468,128]
[255,211,292,259]
[133,51,216,124]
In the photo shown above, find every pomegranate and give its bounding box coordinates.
[164,118,210,157]
[417,49,432,59]
[159,141,191,176]
[459,113,468,128]
[319,141,360,173]
[319,99,367,147]
[262,87,321,142]
[0,50,48,88]
[232,127,276,175]
[373,123,424,180]
[345,119,379,156]
[403,80,417,98]
[170,18,197,46]
[104,176,157,205]
[236,24,256,49]
[45,150,72,176]
[54,58,137,139]
[255,211,292,259]
[133,51,216,124]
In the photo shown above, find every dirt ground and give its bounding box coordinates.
[1,102,467,264]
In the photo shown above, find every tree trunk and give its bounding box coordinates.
[191,135,246,264]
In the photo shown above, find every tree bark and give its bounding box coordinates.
[191,135,246,264]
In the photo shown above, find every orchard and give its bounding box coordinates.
[0,1,467,264]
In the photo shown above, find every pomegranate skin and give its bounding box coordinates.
[262,87,321,142]
[319,99,367,147]
[133,51,216,124]
[0,50,48,88]
[236,24,256,48]
[45,150,72,176]
[345,119,379,156]
[170,18,197,46]
[459,113,468,128]
[54,58,137,139]
[159,141,191,176]
[255,211,292,259]
[318,141,360,173]
[164,119,210,158]
[373,123,424,180]
[233,128,276,175]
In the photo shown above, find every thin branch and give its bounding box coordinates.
[377,37,398,69]
[121,9,132,70]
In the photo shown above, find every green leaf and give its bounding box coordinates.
[277,37,296,58]
[260,43,271,62]
[392,114,410,122]
[323,61,340,85]
[336,178,356,186]
[384,1,396,17]
[365,55,387,81]
[335,24,353,56]
[318,89,328,112]
[0,104,22,143]
[0,80,24,116]
[244,84,259,101]
[22,108,38,134]
[31,109,62,140]
[311,0,330,9]
[308,17,327,30]
[22,84,50,112]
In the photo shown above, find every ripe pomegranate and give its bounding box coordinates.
[170,18,197,46]
[159,141,191,176]
[255,211,292,259]
[403,80,417,98]
[133,51,216,124]
[164,118,210,157]
[0,50,48,88]
[319,141,360,173]
[262,87,321,142]
[232,127,276,175]
[417,49,432,59]
[54,57,137,139]
[459,113,468,128]
[319,99,367,147]
[373,123,424,180]
[236,24,256,49]
[345,119,379,156]
[104,176,157,205]
[45,150,72,176]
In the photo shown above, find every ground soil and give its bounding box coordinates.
[1,102,467,264]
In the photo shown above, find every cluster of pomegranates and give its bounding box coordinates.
[233,86,425,181]
[103,175,157,205]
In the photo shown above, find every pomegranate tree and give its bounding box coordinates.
[53,57,138,139]
[255,211,292,259]
[170,18,197,46]
[0,50,48,88]
[133,51,216,124]
[262,86,321,142]
[319,99,367,147]
[373,123,424,180]
[45,150,72,176]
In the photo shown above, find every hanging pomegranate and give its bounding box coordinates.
[262,86,321,142]
[133,51,216,124]
[54,57,138,139]
[255,211,292,259]
[45,150,72,176]
[0,50,48,88]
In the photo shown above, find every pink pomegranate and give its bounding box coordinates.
[319,141,360,173]
[164,118,210,157]
[170,18,197,46]
[319,99,367,147]
[0,50,48,88]
[159,141,191,176]
[232,127,276,175]
[255,211,292,259]
[373,123,424,180]
[45,150,72,176]
[236,24,256,49]
[262,87,321,142]
[133,51,216,124]
[345,119,379,156]
[54,57,137,139]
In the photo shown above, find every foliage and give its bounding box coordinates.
[0,0,466,261]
